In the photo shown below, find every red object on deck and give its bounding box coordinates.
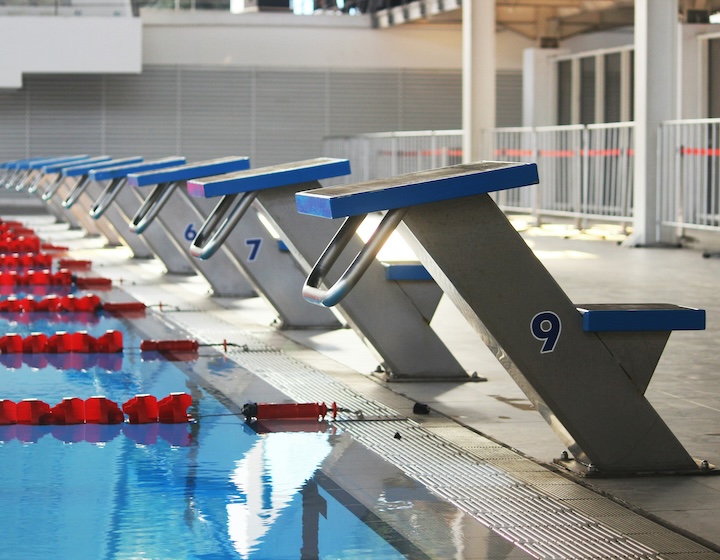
[51,397,86,425]
[140,339,199,353]
[85,397,125,424]
[74,276,112,289]
[158,392,193,423]
[243,401,337,421]
[0,400,17,425]
[122,394,159,424]
[16,399,53,425]
[57,259,92,271]
[101,301,147,315]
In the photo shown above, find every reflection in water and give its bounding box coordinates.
[227,432,332,559]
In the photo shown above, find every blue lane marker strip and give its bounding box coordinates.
[277,239,289,252]
[383,263,433,281]
[90,157,187,181]
[126,157,250,187]
[578,305,706,332]
[186,158,351,198]
[63,157,144,177]
[43,156,112,175]
[295,161,539,219]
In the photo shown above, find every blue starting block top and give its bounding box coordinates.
[4,156,56,170]
[90,157,187,182]
[126,157,250,187]
[383,262,433,281]
[577,304,706,332]
[186,158,351,198]
[296,161,539,219]
[29,155,90,170]
[42,156,111,175]
[63,157,144,177]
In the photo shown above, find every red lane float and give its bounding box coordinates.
[85,396,125,424]
[122,394,159,424]
[0,236,41,254]
[0,393,192,425]
[0,270,111,288]
[0,294,146,315]
[0,330,123,353]
[0,253,53,269]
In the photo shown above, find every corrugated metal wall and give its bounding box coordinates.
[0,65,520,165]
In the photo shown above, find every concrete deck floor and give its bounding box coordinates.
[13,211,720,556]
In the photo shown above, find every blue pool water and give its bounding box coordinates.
[0,304,410,559]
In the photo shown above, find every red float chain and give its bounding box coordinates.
[0,330,123,353]
[0,393,192,425]
[0,294,145,315]
[0,253,53,269]
[0,223,35,236]
[0,236,41,254]
[0,269,111,288]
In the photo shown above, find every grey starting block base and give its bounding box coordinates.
[296,161,709,474]
[189,158,468,379]
[84,181,155,259]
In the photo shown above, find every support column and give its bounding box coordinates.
[630,0,678,246]
[462,0,495,163]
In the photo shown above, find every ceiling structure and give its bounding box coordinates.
[367,0,720,40]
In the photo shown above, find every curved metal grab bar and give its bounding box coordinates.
[302,207,408,308]
[15,171,36,192]
[129,181,179,234]
[27,172,51,195]
[90,178,125,219]
[189,191,258,260]
[61,175,91,209]
[41,175,65,201]
[10,170,31,192]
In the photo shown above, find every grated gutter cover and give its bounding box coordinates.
[129,293,719,560]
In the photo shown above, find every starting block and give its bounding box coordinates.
[188,157,467,378]
[295,161,709,475]
[123,158,260,297]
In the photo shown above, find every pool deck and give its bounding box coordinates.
[12,212,720,558]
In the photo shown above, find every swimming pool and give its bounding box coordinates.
[0,295,421,559]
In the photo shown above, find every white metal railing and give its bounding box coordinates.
[659,119,720,234]
[324,123,635,224]
[322,130,463,186]
[0,0,133,16]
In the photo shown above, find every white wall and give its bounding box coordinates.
[0,17,142,88]
[141,11,464,70]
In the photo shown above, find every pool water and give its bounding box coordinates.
[0,302,410,559]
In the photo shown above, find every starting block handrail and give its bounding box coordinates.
[302,208,407,307]
[25,155,90,193]
[89,157,186,219]
[129,181,180,234]
[41,156,112,201]
[189,191,258,260]
[126,157,252,234]
[62,157,143,209]
[187,158,352,260]
[298,161,540,306]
